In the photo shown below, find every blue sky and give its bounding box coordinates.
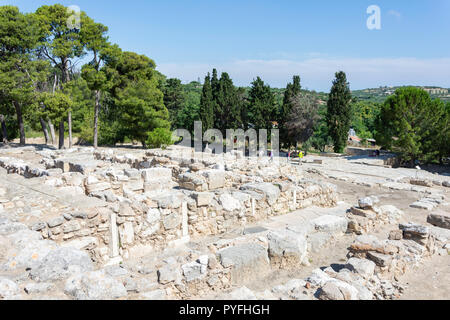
[2,0,450,91]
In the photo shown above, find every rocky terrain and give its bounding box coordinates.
[0,144,448,300]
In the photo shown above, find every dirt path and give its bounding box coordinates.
[398,254,450,300]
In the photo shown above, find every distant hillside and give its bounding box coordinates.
[352,86,450,103]
[183,82,450,105]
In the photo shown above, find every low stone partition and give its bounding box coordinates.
[347,196,404,235]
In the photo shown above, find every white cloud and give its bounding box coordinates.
[387,10,402,18]
[157,57,450,91]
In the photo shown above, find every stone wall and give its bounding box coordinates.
[0,146,338,266]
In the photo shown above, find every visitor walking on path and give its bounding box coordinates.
[298,150,304,165]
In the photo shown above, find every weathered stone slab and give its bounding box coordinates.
[218,243,269,284]
[64,270,127,300]
[358,197,373,209]
[141,168,172,183]
[427,212,450,230]
[267,229,307,266]
[311,215,348,234]
[192,192,214,207]
[410,201,434,211]
[158,265,181,284]
[366,251,392,267]
[410,179,433,187]
[178,173,207,191]
[85,182,111,194]
[240,183,280,205]
[201,170,226,190]
[219,193,241,212]
[162,212,180,230]
[181,261,206,282]
[319,280,359,300]
[61,237,98,250]
[346,258,375,279]
[30,247,94,282]
[350,207,377,219]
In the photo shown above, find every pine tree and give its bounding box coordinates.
[0,6,43,146]
[199,73,214,133]
[375,87,446,165]
[106,51,170,147]
[80,18,111,148]
[35,4,89,148]
[326,71,352,153]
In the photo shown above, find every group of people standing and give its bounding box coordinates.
[287,150,305,164]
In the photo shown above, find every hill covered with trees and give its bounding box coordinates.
[0,4,448,166]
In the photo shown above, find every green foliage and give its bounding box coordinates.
[1,4,447,162]
[0,6,50,143]
[35,4,87,82]
[279,76,301,147]
[81,65,107,91]
[286,92,320,146]
[0,112,19,141]
[39,91,73,123]
[64,75,94,134]
[248,77,276,131]
[174,90,200,133]
[146,127,173,149]
[375,87,447,164]
[199,73,214,133]
[0,6,40,56]
[326,71,352,153]
[350,101,381,139]
[115,79,169,146]
[440,103,450,160]
[216,72,242,132]
[162,78,186,127]
[103,51,170,146]
[306,105,331,152]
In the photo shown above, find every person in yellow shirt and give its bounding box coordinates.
[298,151,304,165]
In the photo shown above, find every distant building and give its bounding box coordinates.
[348,135,362,143]
[423,87,448,95]
[348,128,356,137]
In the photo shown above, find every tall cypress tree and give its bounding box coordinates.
[326,71,352,153]
[199,73,214,133]
[248,77,276,131]
[162,78,186,128]
[210,69,221,129]
[279,75,301,147]
[216,72,241,132]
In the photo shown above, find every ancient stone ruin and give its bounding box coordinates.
[0,145,449,300]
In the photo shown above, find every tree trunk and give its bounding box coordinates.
[68,111,73,148]
[0,114,8,144]
[48,120,56,145]
[93,90,101,149]
[13,101,25,145]
[40,117,49,144]
[58,121,64,149]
